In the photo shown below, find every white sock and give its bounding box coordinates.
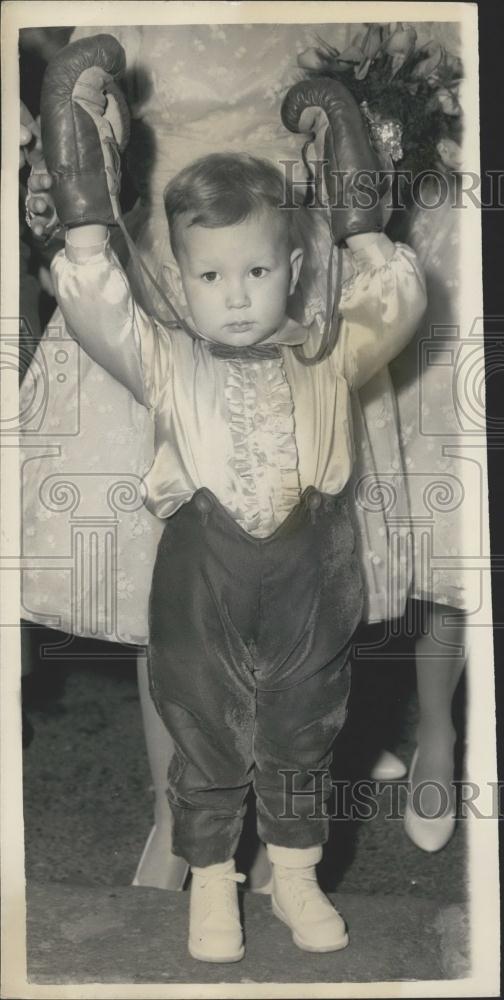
[191,858,235,877]
[266,844,323,868]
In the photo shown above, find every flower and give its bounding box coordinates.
[383,22,417,78]
[296,20,464,180]
[412,42,463,91]
[297,45,330,72]
[298,25,384,78]
[411,41,444,86]
[354,24,385,79]
[435,85,461,116]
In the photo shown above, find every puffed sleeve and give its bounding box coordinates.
[335,234,427,390]
[50,237,170,409]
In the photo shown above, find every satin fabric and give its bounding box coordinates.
[51,234,426,537]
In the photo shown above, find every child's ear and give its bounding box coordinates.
[162,261,187,308]
[288,247,304,295]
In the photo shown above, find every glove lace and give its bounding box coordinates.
[293,240,342,366]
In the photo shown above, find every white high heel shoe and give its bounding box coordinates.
[370,749,407,781]
[404,748,456,852]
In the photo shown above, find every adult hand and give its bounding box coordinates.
[20,121,35,168]
[20,101,44,167]
[21,102,59,239]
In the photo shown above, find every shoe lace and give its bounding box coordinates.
[277,868,331,914]
[197,871,246,921]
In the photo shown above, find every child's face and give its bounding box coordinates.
[174,211,303,346]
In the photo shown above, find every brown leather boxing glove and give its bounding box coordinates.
[40,34,130,228]
[281,77,384,245]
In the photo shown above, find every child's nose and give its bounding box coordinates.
[225,280,251,310]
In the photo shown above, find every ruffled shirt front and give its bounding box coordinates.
[51,233,427,537]
[223,356,301,536]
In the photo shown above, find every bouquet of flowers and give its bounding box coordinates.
[298,22,463,179]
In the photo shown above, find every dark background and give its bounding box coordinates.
[475,1,504,992]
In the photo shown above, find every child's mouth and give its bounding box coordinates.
[225,321,255,333]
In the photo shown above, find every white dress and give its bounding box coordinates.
[390,190,466,610]
[19,21,451,642]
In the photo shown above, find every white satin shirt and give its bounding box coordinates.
[51,233,426,537]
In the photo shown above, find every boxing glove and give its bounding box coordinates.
[281,77,384,245]
[40,34,130,228]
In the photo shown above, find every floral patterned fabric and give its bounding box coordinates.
[390,191,467,610]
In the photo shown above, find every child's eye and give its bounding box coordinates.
[201,271,220,283]
[250,267,268,278]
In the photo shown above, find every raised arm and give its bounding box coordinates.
[51,227,163,407]
[337,232,427,390]
[37,33,168,408]
[280,77,427,379]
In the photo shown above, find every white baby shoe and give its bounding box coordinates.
[188,859,246,963]
[267,844,349,953]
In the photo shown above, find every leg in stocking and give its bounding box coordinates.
[406,600,466,849]
[133,651,189,889]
